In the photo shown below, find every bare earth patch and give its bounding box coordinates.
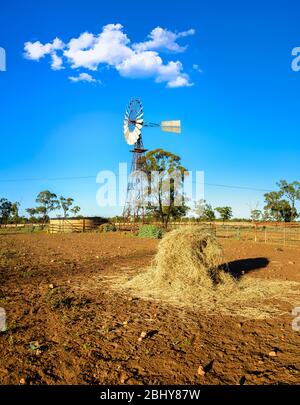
[0,232,300,384]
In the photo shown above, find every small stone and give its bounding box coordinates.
[288,261,295,265]
[19,378,26,385]
[50,259,55,263]
[268,351,277,357]
[120,373,128,384]
[49,284,54,289]
[197,365,205,377]
[31,341,40,348]
[138,331,147,342]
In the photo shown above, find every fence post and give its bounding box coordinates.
[264,227,267,243]
[283,226,286,246]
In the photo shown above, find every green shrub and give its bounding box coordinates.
[99,223,117,233]
[138,225,163,239]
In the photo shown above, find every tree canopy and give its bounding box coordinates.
[141,149,189,227]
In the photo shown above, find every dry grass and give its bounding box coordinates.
[118,227,300,319]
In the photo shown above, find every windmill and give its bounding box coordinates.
[122,97,181,222]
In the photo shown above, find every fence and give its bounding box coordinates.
[0,223,44,234]
[213,222,300,247]
[115,221,300,248]
[2,220,300,248]
[49,218,106,233]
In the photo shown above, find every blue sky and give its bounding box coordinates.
[1,0,300,218]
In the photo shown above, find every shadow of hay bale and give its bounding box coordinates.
[224,257,269,280]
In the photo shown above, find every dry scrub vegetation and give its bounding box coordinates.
[119,227,300,319]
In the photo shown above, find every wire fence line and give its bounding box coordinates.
[214,224,300,248]
[117,221,300,248]
[2,220,300,248]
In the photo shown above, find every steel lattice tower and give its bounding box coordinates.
[122,135,148,222]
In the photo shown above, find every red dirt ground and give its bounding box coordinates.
[0,232,300,385]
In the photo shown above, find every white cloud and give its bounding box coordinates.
[64,24,133,71]
[67,32,96,52]
[68,72,99,83]
[51,52,64,70]
[24,37,64,60]
[167,75,193,88]
[116,52,193,87]
[177,28,196,38]
[117,51,163,78]
[24,24,195,88]
[193,63,202,73]
[24,41,52,60]
[133,27,195,53]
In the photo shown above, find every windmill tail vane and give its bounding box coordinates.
[160,120,181,134]
[143,120,181,134]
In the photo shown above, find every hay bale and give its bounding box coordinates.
[125,227,234,301]
[120,226,300,319]
[153,227,224,288]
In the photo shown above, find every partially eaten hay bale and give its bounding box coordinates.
[121,227,300,319]
[151,226,226,288]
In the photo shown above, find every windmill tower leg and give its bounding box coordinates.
[123,136,147,225]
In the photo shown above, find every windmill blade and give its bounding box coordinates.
[161,120,181,134]
[126,131,136,145]
[124,128,131,141]
[133,127,141,139]
[128,135,136,145]
[123,98,145,145]
[136,112,144,121]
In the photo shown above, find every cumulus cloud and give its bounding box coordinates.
[167,75,193,88]
[24,24,196,87]
[133,27,195,53]
[24,37,64,60]
[64,24,133,71]
[51,53,64,70]
[68,72,99,83]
